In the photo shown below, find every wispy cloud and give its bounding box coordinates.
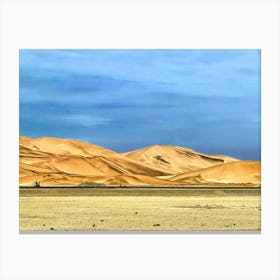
[61,115,111,127]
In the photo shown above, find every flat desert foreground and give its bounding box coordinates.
[20,188,261,231]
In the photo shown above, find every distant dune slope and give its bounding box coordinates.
[123,145,237,174]
[170,161,261,185]
[20,137,169,186]
[19,136,260,186]
[20,136,116,157]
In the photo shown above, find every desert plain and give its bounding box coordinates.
[19,136,261,231]
[20,187,260,231]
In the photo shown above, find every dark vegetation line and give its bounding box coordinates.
[19,186,261,190]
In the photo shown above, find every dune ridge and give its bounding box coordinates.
[170,161,261,185]
[123,145,237,174]
[19,136,261,187]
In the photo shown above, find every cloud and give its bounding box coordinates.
[61,115,111,127]
[19,49,261,159]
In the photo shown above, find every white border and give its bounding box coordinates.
[1,0,279,279]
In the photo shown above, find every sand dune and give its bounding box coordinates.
[20,136,116,157]
[123,145,237,174]
[19,136,260,186]
[19,137,169,186]
[170,161,261,186]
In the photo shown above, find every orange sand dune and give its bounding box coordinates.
[19,136,260,187]
[20,137,169,186]
[20,136,116,157]
[20,173,88,186]
[20,162,59,174]
[19,173,181,187]
[123,145,237,174]
[88,174,181,186]
[170,161,261,186]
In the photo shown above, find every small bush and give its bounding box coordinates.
[78,181,106,187]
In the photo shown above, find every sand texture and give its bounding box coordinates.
[19,136,261,187]
[19,188,261,231]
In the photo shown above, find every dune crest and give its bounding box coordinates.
[123,145,237,174]
[20,136,116,157]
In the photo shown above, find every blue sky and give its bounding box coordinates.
[19,49,261,160]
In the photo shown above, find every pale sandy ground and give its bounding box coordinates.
[19,188,261,231]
